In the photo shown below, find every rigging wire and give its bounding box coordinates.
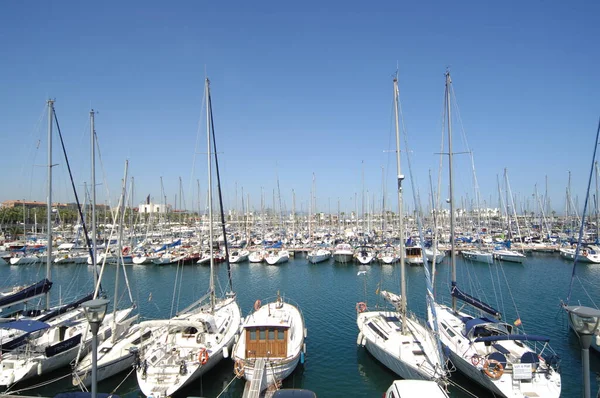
[52,107,102,294]
[565,117,600,304]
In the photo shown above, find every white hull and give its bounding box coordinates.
[265,250,289,265]
[307,250,331,264]
[229,250,249,263]
[424,248,445,264]
[357,309,444,381]
[242,354,301,390]
[461,250,493,264]
[493,250,526,263]
[0,309,130,387]
[333,253,353,263]
[248,250,265,263]
[432,303,561,398]
[74,313,140,387]
[136,297,241,398]
[233,298,305,392]
[559,247,600,263]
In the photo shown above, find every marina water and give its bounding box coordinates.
[3,252,599,397]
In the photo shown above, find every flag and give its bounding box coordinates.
[514,318,522,326]
[375,285,380,295]
[146,194,150,205]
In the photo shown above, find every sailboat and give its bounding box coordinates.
[135,78,241,398]
[561,120,600,363]
[356,74,446,382]
[72,158,140,387]
[0,102,126,389]
[429,71,561,397]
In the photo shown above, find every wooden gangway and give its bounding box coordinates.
[242,357,267,398]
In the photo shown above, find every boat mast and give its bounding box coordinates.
[46,99,54,311]
[392,75,407,330]
[90,109,98,291]
[445,71,457,313]
[206,78,215,311]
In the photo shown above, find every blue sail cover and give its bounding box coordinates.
[154,239,182,253]
[1,319,49,333]
[451,282,501,318]
[475,334,550,343]
[265,241,282,249]
[0,278,52,309]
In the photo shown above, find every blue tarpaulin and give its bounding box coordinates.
[1,319,49,333]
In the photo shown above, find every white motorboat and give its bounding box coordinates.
[405,246,424,266]
[306,247,331,264]
[232,294,305,393]
[333,243,354,264]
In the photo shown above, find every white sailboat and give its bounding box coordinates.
[430,71,561,398]
[356,74,446,382]
[135,78,242,398]
[264,243,289,265]
[229,248,250,263]
[306,246,331,264]
[73,157,140,387]
[232,293,306,393]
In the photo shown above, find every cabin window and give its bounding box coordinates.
[278,330,285,339]
[269,330,275,340]
[259,330,266,340]
[442,323,456,338]
[249,330,257,340]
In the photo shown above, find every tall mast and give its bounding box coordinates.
[46,99,54,310]
[90,109,98,291]
[393,75,407,331]
[446,71,457,313]
[206,78,215,311]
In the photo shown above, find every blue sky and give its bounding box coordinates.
[1,1,598,216]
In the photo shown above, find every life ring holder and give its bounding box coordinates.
[234,359,245,378]
[254,299,261,311]
[483,358,504,379]
[198,348,209,365]
[356,302,367,313]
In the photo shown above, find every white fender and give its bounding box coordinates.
[37,362,43,376]
[357,332,365,346]
[223,345,229,359]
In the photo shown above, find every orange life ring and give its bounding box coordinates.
[471,354,481,366]
[356,302,367,313]
[234,359,245,378]
[198,348,209,365]
[122,247,130,255]
[254,299,261,311]
[483,359,504,380]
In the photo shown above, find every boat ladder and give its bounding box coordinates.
[242,358,267,398]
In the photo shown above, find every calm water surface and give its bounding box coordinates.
[2,252,599,397]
